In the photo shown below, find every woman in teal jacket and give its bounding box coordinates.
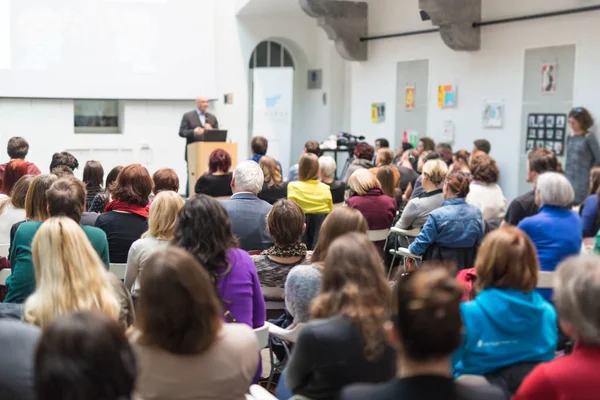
[453,226,557,377]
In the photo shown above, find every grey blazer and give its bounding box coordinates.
[220,193,273,251]
[178,110,219,159]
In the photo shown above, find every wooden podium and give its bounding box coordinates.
[187,142,238,187]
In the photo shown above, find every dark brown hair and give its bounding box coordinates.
[51,165,74,179]
[475,226,538,292]
[445,172,471,198]
[298,153,320,182]
[137,247,222,355]
[376,166,400,200]
[454,150,471,165]
[305,140,321,157]
[101,166,124,208]
[2,159,29,195]
[7,136,29,159]
[46,178,86,223]
[110,164,152,206]
[354,142,375,161]
[25,174,58,221]
[49,152,79,171]
[311,207,369,263]
[251,136,268,156]
[313,232,391,361]
[11,175,34,209]
[152,168,179,195]
[469,154,499,184]
[473,139,491,154]
[267,199,305,245]
[259,156,283,188]
[569,107,594,132]
[208,149,232,174]
[83,161,104,189]
[528,148,563,175]
[394,266,463,360]
[419,137,436,152]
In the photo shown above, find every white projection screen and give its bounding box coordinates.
[0,0,216,99]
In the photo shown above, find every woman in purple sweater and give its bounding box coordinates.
[173,194,266,329]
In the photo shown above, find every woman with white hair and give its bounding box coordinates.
[318,156,345,204]
[514,255,600,399]
[518,172,582,302]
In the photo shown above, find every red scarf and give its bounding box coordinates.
[104,200,149,218]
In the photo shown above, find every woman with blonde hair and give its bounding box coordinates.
[24,217,120,329]
[125,190,185,294]
[278,232,395,400]
[258,155,288,205]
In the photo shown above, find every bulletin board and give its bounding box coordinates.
[525,113,567,156]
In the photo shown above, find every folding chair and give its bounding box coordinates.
[109,263,127,281]
[0,268,11,286]
[388,227,421,278]
[0,244,9,258]
[266,322,306,389]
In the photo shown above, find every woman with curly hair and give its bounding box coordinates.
[278,232,395,400]
[466,154,507,227]
[258,155,287,205]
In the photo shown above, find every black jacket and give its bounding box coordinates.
[178,110,219,159]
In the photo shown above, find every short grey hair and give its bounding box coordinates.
[535,172,574,208]
[233,160,264,194]
[554,255,600,345]
[318,156,336,179]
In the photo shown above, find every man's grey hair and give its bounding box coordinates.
[436,142,452,152]
[318,156,336,179]
[536,172,574,208]
[233,160,264,194]
[554,255,600,345]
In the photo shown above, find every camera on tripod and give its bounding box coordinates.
[336,132,366,155]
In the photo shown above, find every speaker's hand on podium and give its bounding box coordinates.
[194,127,205,136]
[204,123,213,130]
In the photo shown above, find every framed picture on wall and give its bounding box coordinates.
[537,129,545,139]
[528,115,537,128]
[536,140,545,149]
[546,115,555,128]
[556,115,566,129]
[546,130,554,140]
[528,129,537,139]
[526,113,567,156]
[526,140,535,151]
[556,129,564,140]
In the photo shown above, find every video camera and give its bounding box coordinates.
[336,132,366,155]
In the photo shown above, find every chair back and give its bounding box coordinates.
[262,286,285,310]
[423,244,479,270]
[367,229,390,242]
[0,268,10,285]
[109,263,127,280]
[0,244,9,258]
[303,213,328,250]
[249,385,279,400]
[537,271,555,289]
[254,323,270,351]
[267,322,306,343]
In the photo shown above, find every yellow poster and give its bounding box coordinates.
[405,86,415,111]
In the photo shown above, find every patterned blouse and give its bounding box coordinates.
[251,252,313,289]
[566,134,600,204]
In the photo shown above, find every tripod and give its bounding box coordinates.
[340,152,354,181]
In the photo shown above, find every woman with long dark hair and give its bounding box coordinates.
[82,160,104,210]
[88,165,124,213]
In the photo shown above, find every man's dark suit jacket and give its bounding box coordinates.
[178,110,219,159]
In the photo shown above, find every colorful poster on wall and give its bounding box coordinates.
[371,102,386,123]
[437,84,457,108]
[402,130,419,148]
[482,102,504,128]
[404,86,415,111]
[541,63,557,94]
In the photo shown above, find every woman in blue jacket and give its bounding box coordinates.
[453,226,557,379]
[408,172,484,257]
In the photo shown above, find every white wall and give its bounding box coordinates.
[350,0,600,201]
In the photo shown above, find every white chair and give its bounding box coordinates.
[388,227,421,278]
[265,322,306,388]
[367,229,391,242]
[248,384,279,400]
[0,244,9,258]
[109,263,127,281]
[261,286,285,311]
[254,323,270,351]
[0,268,11,285]
[537,270,555,289]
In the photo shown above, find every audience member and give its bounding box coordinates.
[408,172,484,265]
[0,319,40,400]
[5,180,110,304]
[370,148,400,188]
[285,207,368,325]
[346,169,396,255]
[152,168,179,196]
[409,151,444,200]
[504,148,562,226]
[220,160,272,251]
[125,191,184,294]
[452,150,471,174]
[396,159,447,230]
[288,153,333,214]
[49,151,79,172]
[133,248,258,400]
[258,155,288,204]
[88,165,124,213]
[95,164,152,263]
[288,140,321,182]
[377,166,402,208]
[342,142,375,183]
[0,175,32,244]
[518,172,582,302]
[514,255,600,400]
[466,154,507,227]
[83,160,104,210]
[23,217,118,328]
[1,159,29,196]
[50,165,74,178]
[453,227,557,391]
[194,148,233,197]
[34,312,136,400]
[580,166,600,237]
[375,138,389,151]
[0,137,41,185]
[174,194,266,329]
[393,142,413,164]
[397,149,419,194]
[436,142,454,166]
[250,136,272,164]
[252,199,311,291]
[565,107,600,204]
[279,233,395,400]
[416,137,435,155]
[472,139,491,156]
[318,156,345,204]
[342,267,504,400]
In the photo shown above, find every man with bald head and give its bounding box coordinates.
[179,96,220,194]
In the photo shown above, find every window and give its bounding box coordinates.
[249,41,295,69]
[74,100,122,134]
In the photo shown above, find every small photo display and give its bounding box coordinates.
[537,115,546,126]
[545,142,554,151]
[536,140,545,149]
[526,140,535,151]
[556,115,566,129]
[546,130,554,140]
[528,116,537,128]
[528,129,537,139]
[555,129,564,140]
[537,129,545,139]
[554,142,563,155]
[546,115,555,128]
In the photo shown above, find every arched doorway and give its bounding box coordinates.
[248,41,296,174]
